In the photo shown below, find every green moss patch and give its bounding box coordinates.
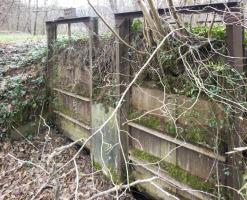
[92,161,123,184]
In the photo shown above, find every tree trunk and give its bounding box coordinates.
[109,0,118,12]
[16,1,21,31]
[42,0,48,34]
[25,0,32,33]
[33,0,38,35]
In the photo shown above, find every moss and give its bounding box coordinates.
[132,149,214,193]
[185,126,206,144]
[139,115,162,130]
[163,122,177,136]
[92,161,123,184]
[129,110,203,143]
[107,165,122,184]
[129,111,163,131]
[128,109,225,150]
[93,161,102,171]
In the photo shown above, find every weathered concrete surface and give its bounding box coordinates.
[177,95,225,127]
[91,103,125,181]
[131,86,225,128]
[131,87,176,122]
[56,116,90,148]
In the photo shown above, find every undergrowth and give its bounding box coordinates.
[0,43,49,136]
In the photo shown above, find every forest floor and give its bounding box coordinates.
[0,130,135,200]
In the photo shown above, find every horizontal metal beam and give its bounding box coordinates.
[115,2,240,19]
[128,122,226,162]
[53,88,90,102]
[54,111,91,130]
[46,16,96,25]
[176,1,239,14]
[115,8,165,19]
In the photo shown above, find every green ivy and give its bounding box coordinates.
[131,18,143,32]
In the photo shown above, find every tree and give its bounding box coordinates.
[109,0,118,12]
[33,0,39,35]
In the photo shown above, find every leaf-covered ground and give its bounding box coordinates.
[0,130,135,200]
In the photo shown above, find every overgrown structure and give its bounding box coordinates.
[46,1,246,199]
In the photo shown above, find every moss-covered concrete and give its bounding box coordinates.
[91,103,126,183]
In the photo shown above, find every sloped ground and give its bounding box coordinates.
[0,41,47,135]
[0,130,135,199]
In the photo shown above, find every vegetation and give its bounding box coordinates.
[1,0,246,199]
[0,42,48,136]
[0,33,45,43]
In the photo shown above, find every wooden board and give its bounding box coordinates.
[130,156,214,200]
[129,122,227,183]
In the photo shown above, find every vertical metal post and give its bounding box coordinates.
[115,16,131,181]
[46,22,57,87]
[225,6,244,200]
[85,18,98,104]
[68,23,72,40]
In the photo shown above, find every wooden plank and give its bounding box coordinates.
[176,147,226,183]
[130,155,214,200]
[54,111,90,130]
[57,116,90,149]
[68,23,71,40]
[53,88,90,102]
[128,122,226,162]
[55,92,91,124]
[130,125,226,182]
[131,126,177,165]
